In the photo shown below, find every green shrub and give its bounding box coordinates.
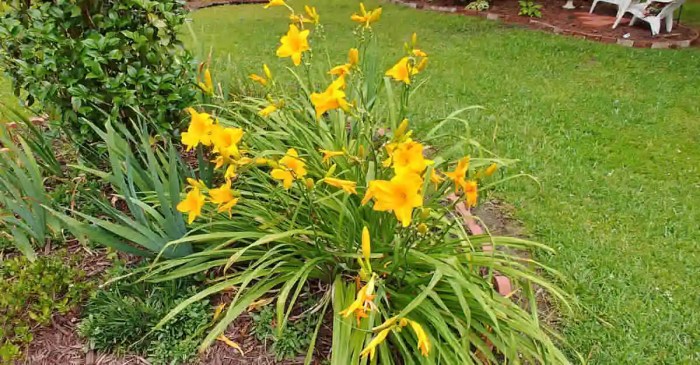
[0,0,197,152]
[518,1,543,17]
[0,253,92,364]
[78,275,211,365]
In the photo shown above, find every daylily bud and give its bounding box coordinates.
[348,48,359,66]
[417,223,428,235]
[395,119,409,139]
[485,163,498,177]
[357,145,366,159]
[263,64,273,80]
[305,177,315,189]
[325,164,337,178]
[419,208,431,220]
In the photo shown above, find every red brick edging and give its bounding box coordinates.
[387,0,699,48]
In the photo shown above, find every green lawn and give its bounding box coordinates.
[682,0,700,26]
[187,1,699,363]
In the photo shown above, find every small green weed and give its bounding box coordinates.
[251,301,320,361]
[78,275,211,365]
[0,252,92,364]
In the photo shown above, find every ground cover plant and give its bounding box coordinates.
[0,252,92,364]
[79,275,212,365]
[185,0,700,363]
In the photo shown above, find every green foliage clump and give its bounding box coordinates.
[78,276,211,365]
[0,119,62,259]
[0,0,197,150]
[465,0,490,12]
[518,1,543,17]
[251,303,320,361]
[0,253,92,364]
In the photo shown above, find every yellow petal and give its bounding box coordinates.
[217,334,245,356]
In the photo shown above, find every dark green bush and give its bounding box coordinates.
[0,0,196,151]
[0,253,92,364]
[78,276,211,365]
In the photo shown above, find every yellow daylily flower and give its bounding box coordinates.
[464,179,478,208]
[289,13,311,26]
[270,168,294,189]
[329,64,351,77]
[177,187,205,224]
[363,173,423,227]
[211,125,244,158]
[276,24,310,66]
[385,57,418,84]
[319,149,345,164]
[305,5,320,24]
[323,177,357,194]
[264,0,285,9]
[271,148,307,189]
[208,180,239,217]
[181,108,215,151]
[339,274,376,324]
[407,320,431,356]
[444,156,470,193]
[279,148,307,177]
[386,139,433,175]
[351,3,382,28]
[209,180,238,217]
[412,49,428,57]
[310,76,349,118]
[360,327,391,360]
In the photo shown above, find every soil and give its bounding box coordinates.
[404,0,698,43]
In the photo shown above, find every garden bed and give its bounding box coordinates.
[396,0,699,47]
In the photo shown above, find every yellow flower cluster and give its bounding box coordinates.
[351,2,382,28]
[176,109,248,223]
[386,33,429,85]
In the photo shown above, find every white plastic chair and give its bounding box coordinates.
[590,0,640,30]
[620,0,686,35]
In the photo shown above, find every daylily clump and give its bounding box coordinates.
[170,2,528,362]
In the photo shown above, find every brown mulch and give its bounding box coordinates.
[405,0,698,43]
[18,241,143,365]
